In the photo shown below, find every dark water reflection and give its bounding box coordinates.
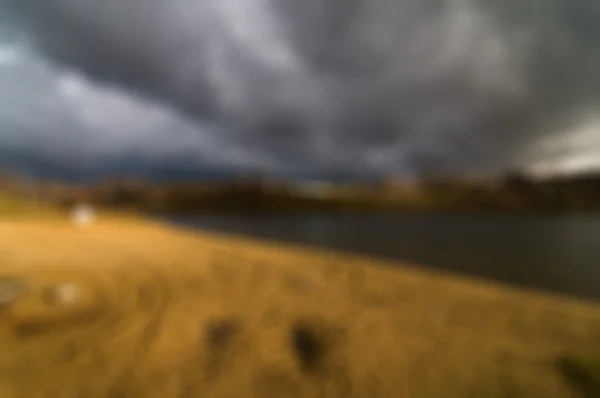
[166,214,600,300]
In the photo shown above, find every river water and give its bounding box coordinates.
[167,214,600,301]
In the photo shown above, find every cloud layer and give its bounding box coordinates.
[0,0,599,179]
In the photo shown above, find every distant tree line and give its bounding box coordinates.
[2,171,600,214]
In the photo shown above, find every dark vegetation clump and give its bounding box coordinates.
[290,319,344,375]
[557,355,600,398]
[205,317,240,351]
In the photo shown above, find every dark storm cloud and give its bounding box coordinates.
[0,0,599,177]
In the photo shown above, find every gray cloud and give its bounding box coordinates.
[0,0,599,178]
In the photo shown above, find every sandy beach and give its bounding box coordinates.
[0,216,599,397]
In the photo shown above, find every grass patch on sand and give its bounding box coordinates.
[0,193,35,214]
[0,217,598,397]
[0,193,63,219]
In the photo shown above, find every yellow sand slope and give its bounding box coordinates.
[0,217,598,397]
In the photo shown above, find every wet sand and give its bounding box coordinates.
[0,217,599,397]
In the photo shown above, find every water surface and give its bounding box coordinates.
[167,214,600,300]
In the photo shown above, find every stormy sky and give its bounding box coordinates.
[0,0,598,180]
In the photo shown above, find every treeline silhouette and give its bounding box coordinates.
[2,171,600,214]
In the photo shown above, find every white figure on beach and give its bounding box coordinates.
[70,203,96,227]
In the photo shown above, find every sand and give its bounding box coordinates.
[0,216,599,397]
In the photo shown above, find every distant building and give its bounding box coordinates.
[384,176,423,195]
[291,181,336,197]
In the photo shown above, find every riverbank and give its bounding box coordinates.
[0,216,599,397]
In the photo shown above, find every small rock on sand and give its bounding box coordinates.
[42,284,82,306]
[0,278,30,309]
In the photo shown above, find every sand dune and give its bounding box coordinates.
[0,217,598,397]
